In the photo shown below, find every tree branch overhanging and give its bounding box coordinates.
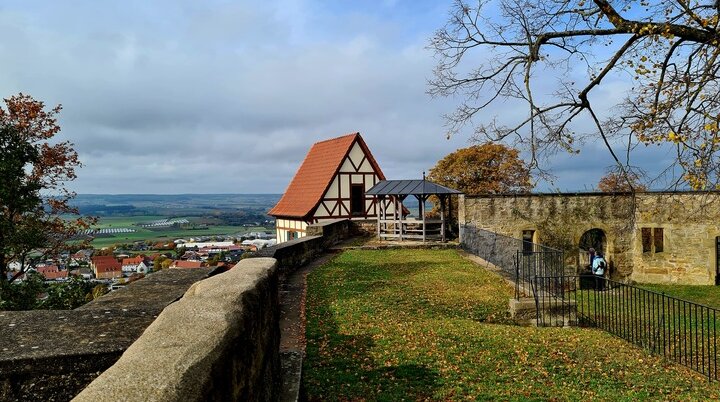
[430,0,720,190]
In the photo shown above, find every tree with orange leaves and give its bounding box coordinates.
[0,94,94,285]
[428,143,533,196]
[597,169,647,193]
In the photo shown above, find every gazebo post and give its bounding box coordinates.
[376,195,382,240]
[394,196,400,241]
[399,197,404,241]
[415,194,425,243]
[440,194,446,242]
[448,195,453,239]
[420,194,426,243]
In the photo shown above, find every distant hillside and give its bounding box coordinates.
[71,194,281,217]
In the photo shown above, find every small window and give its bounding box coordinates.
[287,231,297,241]
[653,228,664,253]
[641,228,652,253]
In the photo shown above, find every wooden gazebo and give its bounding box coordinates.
[366,178,462,242]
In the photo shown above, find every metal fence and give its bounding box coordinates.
[534,275,720,381]
[460,224,564,298]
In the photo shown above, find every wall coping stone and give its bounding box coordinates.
[0,268,210,364]
[73,258,279,402]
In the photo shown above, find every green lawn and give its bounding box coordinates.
[305,249,720,400]
[640,283,720,309]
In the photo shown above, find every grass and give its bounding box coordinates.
[305,249,720,400]
[639,283,720,309]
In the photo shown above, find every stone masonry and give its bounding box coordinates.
[459,191,720,285]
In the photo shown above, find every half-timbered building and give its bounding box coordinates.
[269,132,391,243]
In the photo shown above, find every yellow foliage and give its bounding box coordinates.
[427,143,533,196]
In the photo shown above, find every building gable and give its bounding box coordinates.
[313,140,384,220]
[268,132,384,219]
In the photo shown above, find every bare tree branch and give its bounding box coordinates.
[430,0,720,190]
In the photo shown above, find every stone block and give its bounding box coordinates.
[73,258,280,402]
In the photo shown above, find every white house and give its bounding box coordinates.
[269,132,397,243]
[135,261,150,274]
[121,256,145,273]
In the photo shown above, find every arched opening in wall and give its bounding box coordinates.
[715,236,720,286]
[578,228,607,271]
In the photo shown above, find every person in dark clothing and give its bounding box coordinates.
[587,247,596,272]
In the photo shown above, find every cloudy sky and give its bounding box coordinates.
[0,0,674,194]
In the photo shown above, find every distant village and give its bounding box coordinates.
[6,231,277,290]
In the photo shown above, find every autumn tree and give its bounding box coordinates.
[428,143,533,195]
[0,94,93,284]
[430,0,720,190]
[597,168,648,192]
[154,255,168,270]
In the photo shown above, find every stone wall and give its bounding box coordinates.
[350,219,377,236]
[0,268,211,402]
[2,218,354,401]
[73,258,280,402]
[460,192,720,285]
[633,193,720,284]
[257,218,352,275]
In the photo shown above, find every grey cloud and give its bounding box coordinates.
[0,1,676,194]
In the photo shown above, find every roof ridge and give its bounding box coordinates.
[312,132,359,145]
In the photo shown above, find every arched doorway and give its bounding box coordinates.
[578,228,607,271]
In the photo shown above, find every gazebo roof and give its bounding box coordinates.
[366,179,462,196]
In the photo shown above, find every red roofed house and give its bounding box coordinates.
[35,265,69,280]
[269,132,396,243]
[170,260,203,269]
[121,256,146,273]
[90,256,122,279]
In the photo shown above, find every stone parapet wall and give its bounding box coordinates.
[306,218,352,247]
[3,218,354,401]
[0,268,211,402]
[257,218,352,275]
[460,192,720,285]
[350,219,377,236]
[73,258,280,402]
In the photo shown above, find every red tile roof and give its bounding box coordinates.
[268,132,385,218]
[171,260,203,269]
[121,256,144,266]
[91,256,122,273]
[35,265,69,280]
[45,270,69,280]
[36,265,60,274]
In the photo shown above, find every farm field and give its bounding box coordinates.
[92,215,168,229]
[79,216,271,248]
[64,194,279,248]
[88,225,270,248]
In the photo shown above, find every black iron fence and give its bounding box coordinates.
[534,275,720,381]
[460,224,564,298]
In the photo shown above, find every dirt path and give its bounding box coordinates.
[278,251,338,402]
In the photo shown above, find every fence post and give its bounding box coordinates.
[514,252,519,299]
